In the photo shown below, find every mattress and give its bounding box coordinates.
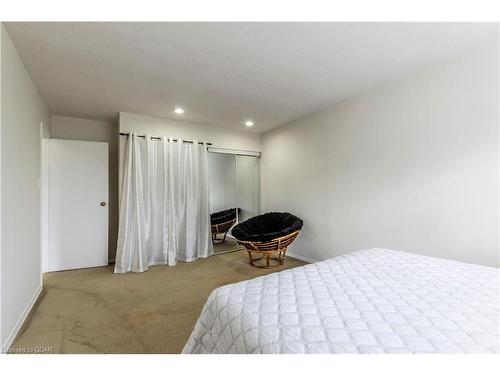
[182,249,499,354]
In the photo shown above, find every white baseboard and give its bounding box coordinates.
[287,251,320,264]
[1,285,42,352]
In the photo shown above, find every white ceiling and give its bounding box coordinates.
[5,22,498,132]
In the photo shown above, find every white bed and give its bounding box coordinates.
[182,249,499,354]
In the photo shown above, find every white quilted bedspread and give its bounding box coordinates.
[182,249,499,354]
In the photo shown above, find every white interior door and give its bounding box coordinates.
[48,139,108,272]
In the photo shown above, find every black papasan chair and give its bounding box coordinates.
[232,212,303,269]
[210,208,241,243]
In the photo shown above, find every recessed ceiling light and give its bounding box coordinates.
[174,107,184,114]
[245,121,254,127]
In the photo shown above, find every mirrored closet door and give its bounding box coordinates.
[236,155,260,222]
[208,151,260,254]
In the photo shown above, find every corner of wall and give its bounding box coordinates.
[0,23,49,351]
[1,286,42,352]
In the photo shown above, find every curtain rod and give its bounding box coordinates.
[119,132,212,146]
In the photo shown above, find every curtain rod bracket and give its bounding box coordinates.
[119,132,212,146]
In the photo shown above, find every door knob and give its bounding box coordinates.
[100,202,107,207]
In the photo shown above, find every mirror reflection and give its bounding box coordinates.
[208,152,260,254]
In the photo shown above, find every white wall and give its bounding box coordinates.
[262,48,499,267]
[50,115,119,261]
[0,25,51,350]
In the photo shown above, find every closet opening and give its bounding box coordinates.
[207,148,261,255]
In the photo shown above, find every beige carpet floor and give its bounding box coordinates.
[11,250,305,354]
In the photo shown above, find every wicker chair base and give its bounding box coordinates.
[237,230,300,270]
[212,232,229,244]
[247,248,287,269]
[211,218,236,244]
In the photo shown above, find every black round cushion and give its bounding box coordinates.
[231,212,303,242]
[210,208,241,225]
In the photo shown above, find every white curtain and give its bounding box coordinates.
[115,133,213,273]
